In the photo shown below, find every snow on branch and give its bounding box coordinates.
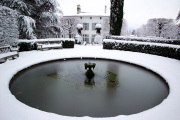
[40,12,62,27]
[0,0,30,15]
[60,17,81,38]
[176,11,180,22]
[19,15,36,39]
[40,0,63,14]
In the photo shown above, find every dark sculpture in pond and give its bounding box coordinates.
[84,62,96,85]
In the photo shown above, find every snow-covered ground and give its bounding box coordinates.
[0,45,180,120]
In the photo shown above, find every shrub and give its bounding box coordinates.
[103,39,180,60]
[18,42,37,51]
[106,36,180,45]
[62,40,74,48]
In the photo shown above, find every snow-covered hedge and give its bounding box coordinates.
[62,40,74,48]
[103,39,180,60]
[106,36,180,45]
[0,6,19,46]
[18,38,75,51]
[18,42,37,51]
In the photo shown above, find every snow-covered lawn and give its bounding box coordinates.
[0,45,180,120]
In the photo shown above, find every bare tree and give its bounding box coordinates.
[136,18,177,39]
[176,11,180,22]
[60,17,81,38]
[136,25,148,37]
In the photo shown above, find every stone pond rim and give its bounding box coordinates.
[9,57,170,117]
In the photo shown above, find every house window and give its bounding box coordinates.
[91,35,96,43]
[83,34,89,43]
[92,23,96,30]
[83,23,89,30]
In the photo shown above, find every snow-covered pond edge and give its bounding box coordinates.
[0,45,180,120]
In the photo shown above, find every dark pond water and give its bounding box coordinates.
[10,59,169,117]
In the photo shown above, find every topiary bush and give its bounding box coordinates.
[18,42,37,51]
[62,40,74,48]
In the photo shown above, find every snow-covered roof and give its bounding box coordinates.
[64,12,110,17]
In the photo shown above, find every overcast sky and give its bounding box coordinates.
[56,0,180,29]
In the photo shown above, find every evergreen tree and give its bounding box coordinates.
[110,0,124,35]
[0,0,63,39]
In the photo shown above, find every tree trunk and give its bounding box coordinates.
[69,29,71,38]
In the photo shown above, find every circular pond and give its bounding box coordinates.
[10,58,169,117]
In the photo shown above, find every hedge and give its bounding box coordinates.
[62,40,74,48]
[106,36,180,45]
[103,39,180,60]
[18,38,75,51]
[18,42,37,51]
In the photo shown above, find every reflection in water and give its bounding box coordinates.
[106,62,120,88]
[106,71,119,88]
[84,62,96,86]
[84,78,95,86]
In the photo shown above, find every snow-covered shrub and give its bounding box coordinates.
[18,42,37,51]
[76,24,83,30]
[106,36,180,45]
[62,40,75,48]
[0,0,30,15]
[0,6,19,46]
[18,15,36,39]
[95,24,102,29]
[103,39,180,60]
[95,23,102,35]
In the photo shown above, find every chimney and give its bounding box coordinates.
[104,5,107,13]
[77,4,81,14]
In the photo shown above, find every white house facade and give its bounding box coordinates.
[63,5,110,44]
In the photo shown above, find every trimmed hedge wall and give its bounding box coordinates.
[18,39,75,51]
[62,40,74,48]
[106,36,180,45]
[103,39,180,60]
[18,42,37,51]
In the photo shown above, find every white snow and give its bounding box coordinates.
[76,24,83,29]
[18,38,75,43]
[95,23,102,29]
[37,43,62,49]
[19,15,36,39]
[0,45,180,120]
[110,36,179,41]
[104,39,180,49]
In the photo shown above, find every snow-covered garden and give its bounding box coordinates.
[1,45,180,120]
[1,0,180,119]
